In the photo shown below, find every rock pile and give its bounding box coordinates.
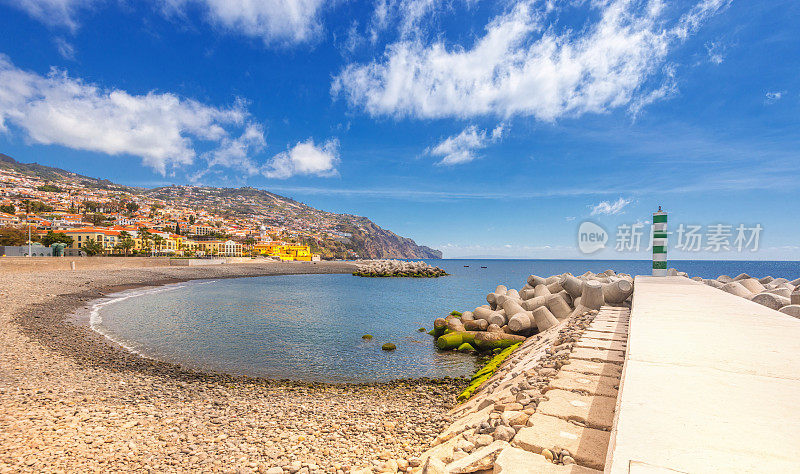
[354,260,448,278]
[397,305,629,474]
[430,270,634,353]
[689,272,800,318]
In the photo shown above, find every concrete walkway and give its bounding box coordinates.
[606,276,800,473]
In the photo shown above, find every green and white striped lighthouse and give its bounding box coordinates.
[652,206,667,276]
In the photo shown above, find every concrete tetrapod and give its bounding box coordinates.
[528,275,547,287]
[545,294,572,320]
[508,311,535,333]
[779,305,800,319]
[751,293,790,311]
[473,306,500,322]
[502,299,527,322]
[464,319,489,331]
[546,276,565,294]
[739,278,766,294]
[792,288,800,305]
[461,311,474,322]
[602,279,633,305]
[519,288,537,300]
[704,279,725,289]
[721,281,753,299]
[581,280,605,310]
[562,274,584,298]
[534,285,551,298]
[532,306,559,332]
[522,296,548,312]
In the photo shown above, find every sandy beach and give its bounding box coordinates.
[0,259,464,473]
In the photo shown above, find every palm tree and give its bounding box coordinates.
[152,235,164,256]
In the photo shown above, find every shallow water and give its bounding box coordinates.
[93,259,800,382]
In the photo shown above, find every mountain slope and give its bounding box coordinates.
[0,155,442,259]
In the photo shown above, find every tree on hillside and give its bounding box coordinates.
[87,213,108,226]
[37,184,62,193]
[26,200,53,214]
[41,231,74,247]
[82,238,104,256]
[126,202,139,214]
[0,204,15,214]
[0,228,26,246]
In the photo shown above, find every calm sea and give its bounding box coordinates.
[92,259,800,382]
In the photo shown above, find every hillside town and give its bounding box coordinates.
[0,157,361,260]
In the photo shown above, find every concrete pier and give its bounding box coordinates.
[606,276,800,473]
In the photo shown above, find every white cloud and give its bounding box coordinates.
[765,91,784,104]
[427,124,503,165]
[369,0,477,42]
[263,138,340,179]
[54,38,76,60]
[0,55,262,175]
[5,0,97,30]
[590,197,631,216]
[705,41,725,64]
[333,0,729,120]
[164,0,326,45]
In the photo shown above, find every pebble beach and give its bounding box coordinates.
[0,259,465,473]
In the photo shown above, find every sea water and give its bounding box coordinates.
[92,259,800,382]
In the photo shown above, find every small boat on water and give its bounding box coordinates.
[480,266,487,268]
[464,265,469,267]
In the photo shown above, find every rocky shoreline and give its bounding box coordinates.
[0,261,465,473]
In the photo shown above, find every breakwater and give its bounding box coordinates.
[354,260,448,278]
[690,272,800,318]
[354,269,634,472]
[429,270,633,354]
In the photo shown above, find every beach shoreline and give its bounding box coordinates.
[0,260,465,472]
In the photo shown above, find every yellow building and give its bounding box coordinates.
[253,241,319,261]
[63,227,121,253]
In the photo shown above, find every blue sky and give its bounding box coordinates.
[0,0,798,259]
